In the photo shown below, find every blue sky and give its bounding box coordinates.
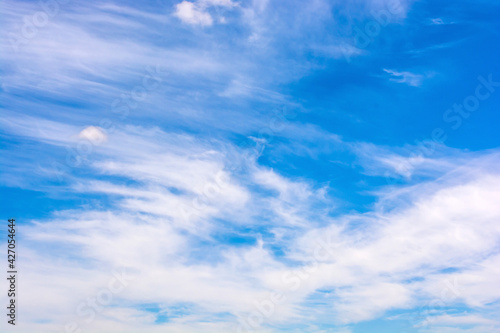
[1,0,500,332]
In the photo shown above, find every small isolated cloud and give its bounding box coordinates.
[78,126,108,145]
[431,18,445,25]
[383,69,428,87]
[174,0,237,26]
[174,1,213,26]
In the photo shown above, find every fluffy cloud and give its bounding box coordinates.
[78,126,108,145]
[174,1,214,26]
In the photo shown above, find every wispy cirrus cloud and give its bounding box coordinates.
[383,68,431,87]
[2,115,500,332]
[2,0,500,332]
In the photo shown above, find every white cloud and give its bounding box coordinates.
[174,1,214,26]
[383,68,429,87]
[431,18,445,25]
[426,314,497,326]
[2,0,499,331]
[173,0,237,26]
[78,126,108,145]
[2,117,500,332]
